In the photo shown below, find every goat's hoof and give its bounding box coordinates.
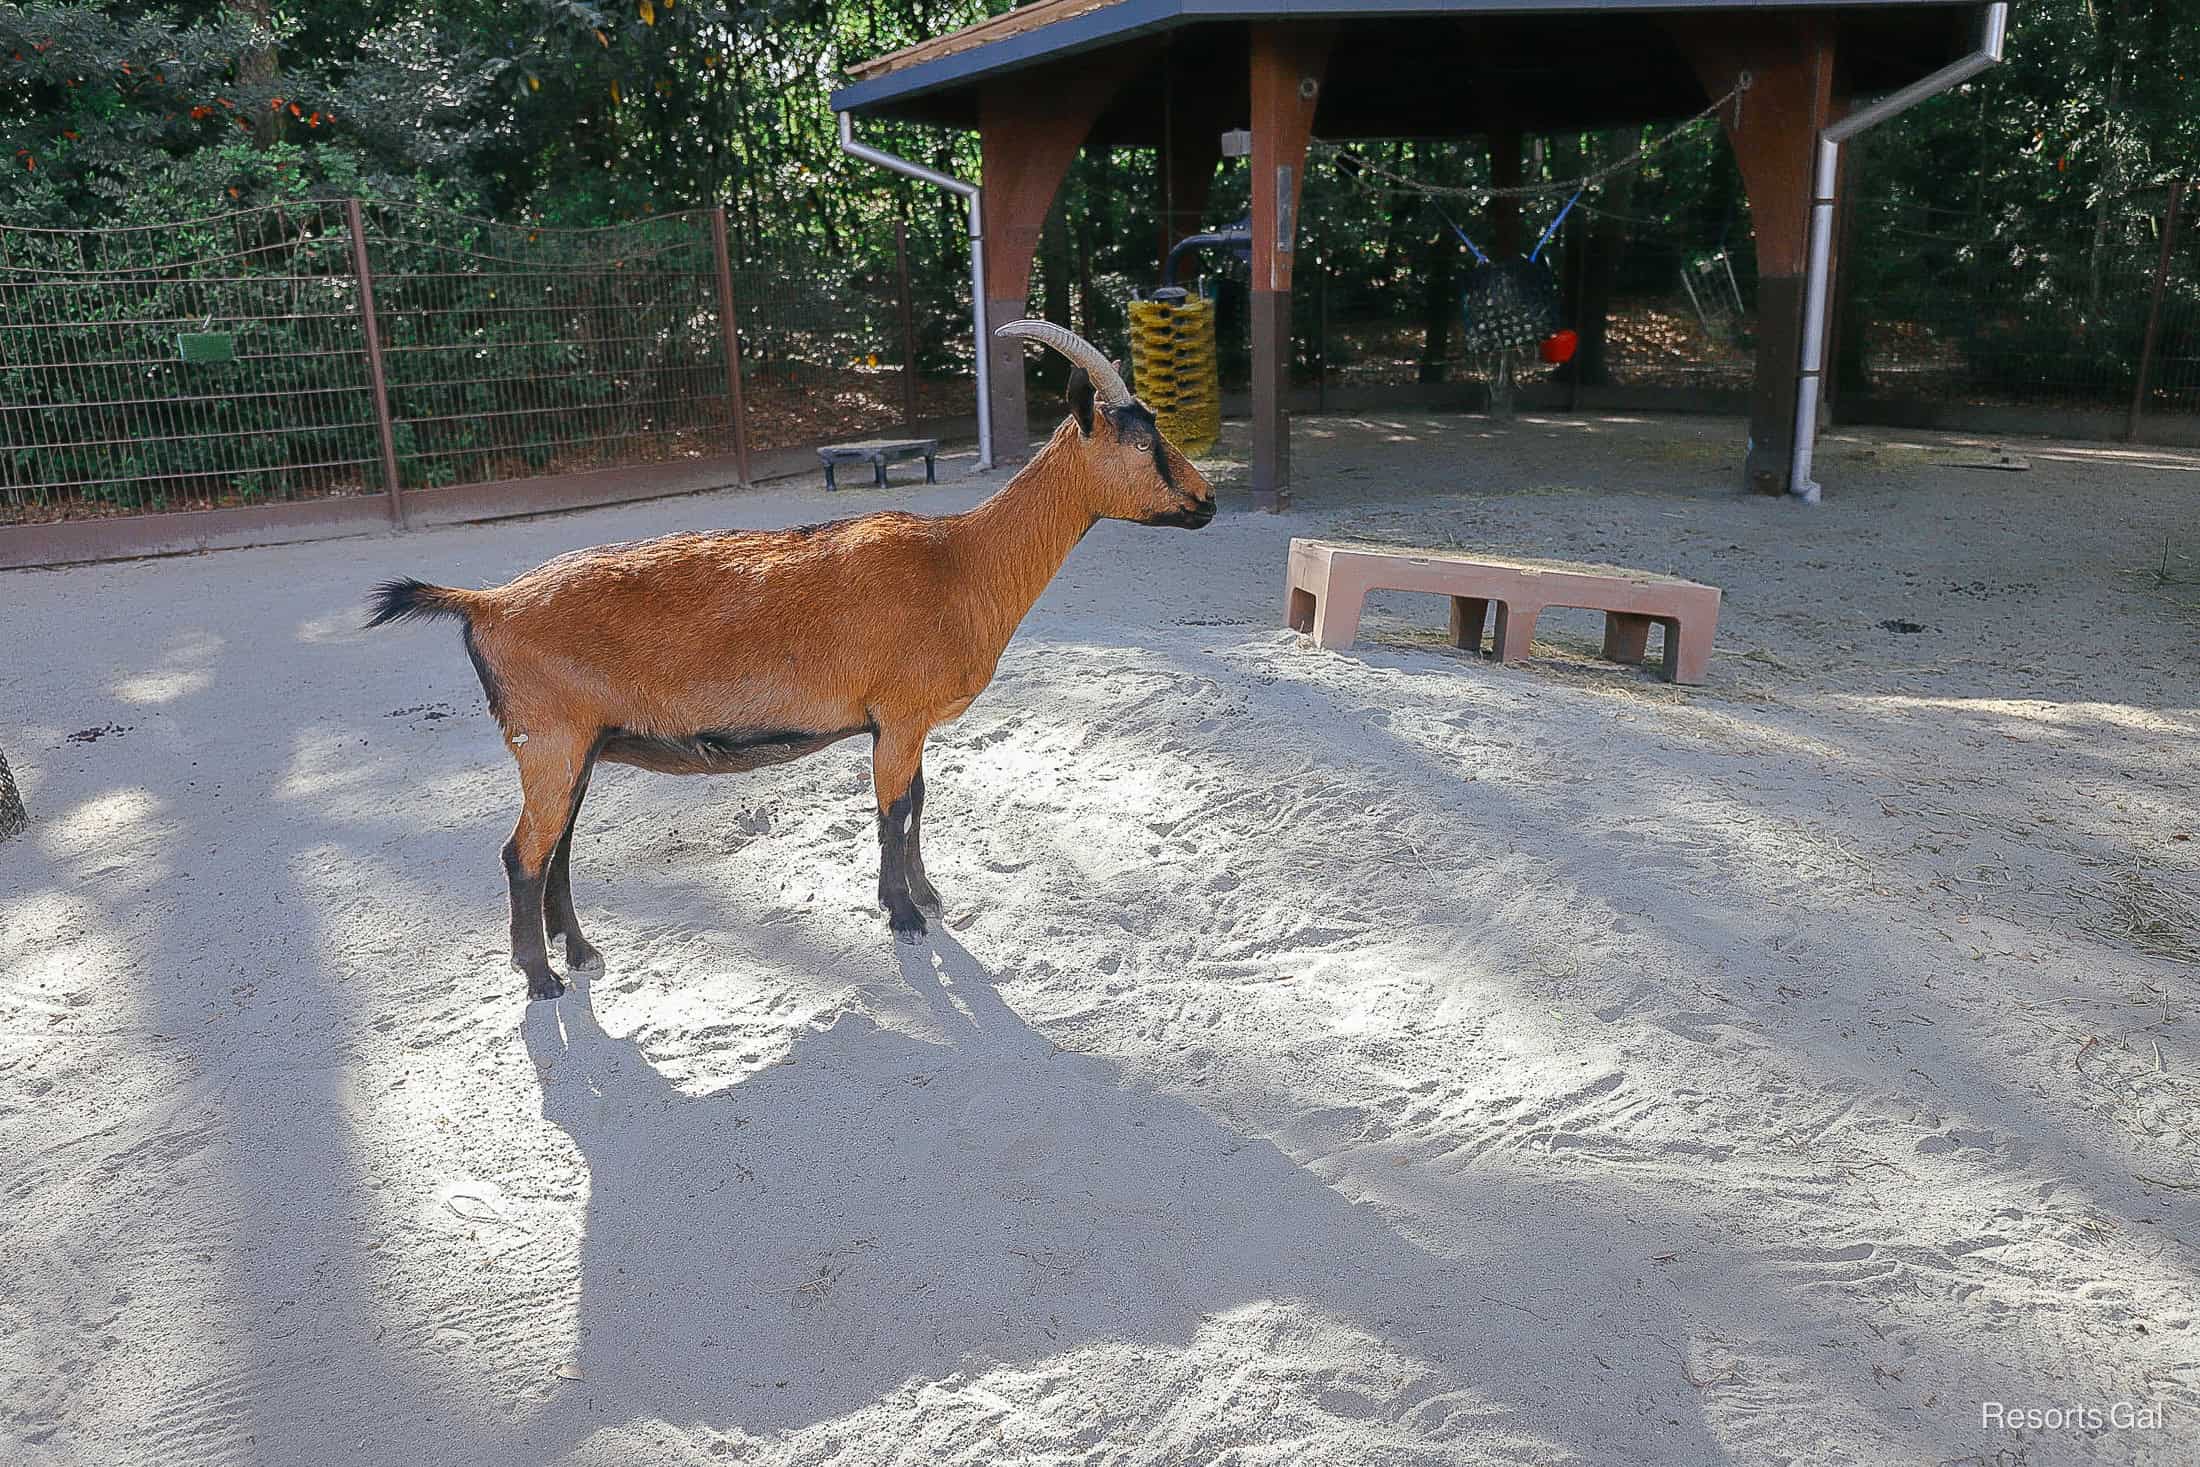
[907,877,943,913]
[520,966,566,1001]
[885,902,927,939]
[565,939,602,971]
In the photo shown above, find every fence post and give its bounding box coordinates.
[2129,181,2184,442]
[896,221,920,433]
[709,206,754,485]
[345,198,406,527]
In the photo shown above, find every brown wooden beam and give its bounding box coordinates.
[1249,23,1333,511]
[1158,45,1231,261]
[1159,115,1226,258]
[978,58,1138,460]
[1672,15,1839,495]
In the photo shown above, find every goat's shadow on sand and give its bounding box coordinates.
[519,932,1725,1457]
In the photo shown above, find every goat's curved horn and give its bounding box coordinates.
[993,320,1134,407]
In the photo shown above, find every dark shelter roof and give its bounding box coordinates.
[833,1,1986,141]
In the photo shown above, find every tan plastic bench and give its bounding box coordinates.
[1285,538,1721,684]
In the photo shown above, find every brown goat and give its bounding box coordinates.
[366,322,1214,1000]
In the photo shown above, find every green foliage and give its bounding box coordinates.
[4,196,360,513]
[3,0,2192,270]
[1839,0,2198,398]
[0,170,740,514]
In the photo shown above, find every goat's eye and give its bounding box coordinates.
[1128,435,1152,453]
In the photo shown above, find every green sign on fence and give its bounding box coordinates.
[175,332,235,364]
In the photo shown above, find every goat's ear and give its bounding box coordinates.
[1065,367,1096,436]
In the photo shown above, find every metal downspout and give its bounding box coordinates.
[1791,2,2008,501]
[838,110,994,470]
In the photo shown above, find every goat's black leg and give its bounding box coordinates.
[903,764,941,912]
[506,731,589,1000]
[504,837,561,1000]
[543,763,600,971]
[872,727,927,937]
[875,790,924,936]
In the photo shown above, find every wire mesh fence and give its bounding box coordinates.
[1,206,977,530]
[2146,190,2200,419]
[1278,171,1766,399]
[359,204,737,490]
[1201,148,2200,430]
[0,201,383,521]
[736,234,912,456]
[1591,220,1759,393]
[1844,182,2200,422]
[9,160,2200,537]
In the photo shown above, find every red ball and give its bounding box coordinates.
[1539,330,1579,365]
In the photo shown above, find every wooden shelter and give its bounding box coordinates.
[833,0,2000,507]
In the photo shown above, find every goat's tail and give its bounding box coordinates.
[363,578,480,630]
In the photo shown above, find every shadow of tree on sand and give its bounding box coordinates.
[518,930,1728,1459]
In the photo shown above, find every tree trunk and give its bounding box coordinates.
[0,747,25,842]
[1574,134,1632,388]
[1830,140,1871,403]
[1414,143,1459,383]
[2086,0,2132,317]
[1378,142,1412,281]
[1075,208,1099,339]
[1035,193,1075,393]
[1041,204,1073,328]
[230,0,281,146]
[1557,181,1588,402]
[1417,225,1456,383]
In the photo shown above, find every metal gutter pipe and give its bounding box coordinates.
[838,110,994,469]
[1791,2,2007,501]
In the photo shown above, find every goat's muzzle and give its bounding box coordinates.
[1148,499,1216,530]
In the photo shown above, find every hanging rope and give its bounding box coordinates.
[1434,202,1489,263]
[1529,187,1584,260]
[1567,198,1689,228]
[1314,73,1753,206]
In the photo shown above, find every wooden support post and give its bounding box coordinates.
[1249,24,1332,512]
[708,205,753,485]
[1673,17,1838,495]
[979,59,1136,461]
[344,198,406,527]
[1160,107,1226,257]
[1156,43,1235,271]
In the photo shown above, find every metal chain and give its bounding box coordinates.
[1569,199,1701,228]
[1312,73,1753,204]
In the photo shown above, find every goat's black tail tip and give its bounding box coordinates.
[364,577,464,630]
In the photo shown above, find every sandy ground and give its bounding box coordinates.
[3,410,2197,1466]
